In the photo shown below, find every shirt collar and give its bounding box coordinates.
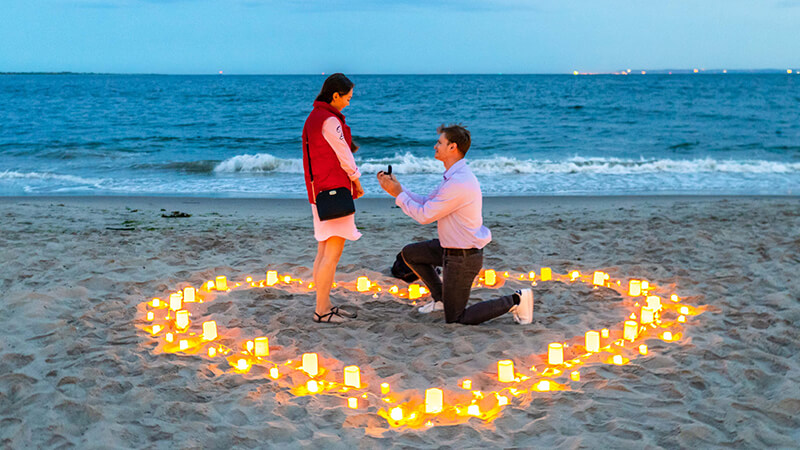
[443,159,467,181]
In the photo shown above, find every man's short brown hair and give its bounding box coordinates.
[437,124,471,156]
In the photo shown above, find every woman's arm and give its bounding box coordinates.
[321,117,361,182]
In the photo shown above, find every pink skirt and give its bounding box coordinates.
[310,204,362,242]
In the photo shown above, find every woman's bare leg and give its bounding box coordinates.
[313,236,346,316]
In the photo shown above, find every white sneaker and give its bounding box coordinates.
[512,289,534,324]
[418,301,444,314]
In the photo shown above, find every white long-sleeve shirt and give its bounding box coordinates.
[395,159,492,249]
[321,116,361,181]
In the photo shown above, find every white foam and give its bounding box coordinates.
[213,153,304,173]
[0,170,103,185]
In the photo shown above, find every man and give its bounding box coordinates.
[377,124,533,325]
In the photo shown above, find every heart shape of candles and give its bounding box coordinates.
[138,268,700,429]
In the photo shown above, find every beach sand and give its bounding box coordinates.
[1,195,798,448]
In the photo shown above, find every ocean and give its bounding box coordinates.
[1,74,798,197]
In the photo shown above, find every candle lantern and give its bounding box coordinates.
[389,285,399,294]
[678,315,686,323]
[548,343,564,365]
[671,294,679,302]
[641,281,649,291]
[497,360,515,382]
[592,271,606,286]
[176,310,189,329]
[266,270,278,286]
[390,407,403,421]
[639,344,648,355]
[468,404,480,416]
[646,296,661,310]
[601,328,609,338]
[484,270,497,286]
[537,380,551,391]
[151,324,162,335]
[640,307,655,325]
[571,371,580,381]
[628,280,641,296]
[183,287,195,303]
[663,331,673,341]
[169,293,182,311]
[585,330,600,353]
[612,355,624,365]
[497,395,509,406]
[254,337,269,357]
[307,380,319,393]
[165,332,174,343]
[425,388,443,414]
[356,276,370,292]
[408,284,421,300]
[348,397,358,409]
[150,298,161,308]
[381,382,390,395]
[540,267,552,281]
[302,353,319,377]
[179,340,188,351]
[208,347,216,357]
[569,270,581,281]
[462,379,472,389]
[269,367,279,379]
[680,306,689,315]
[146,311,154,321]
[623,320,638,341]
[202,321,217,341]
[215,276,227,291]
[246,340,254,353]
[344,365,361,388]
[528,271,536,280]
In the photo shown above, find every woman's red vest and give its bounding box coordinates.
[302,101,354,204]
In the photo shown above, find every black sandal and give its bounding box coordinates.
[313,306,357,323]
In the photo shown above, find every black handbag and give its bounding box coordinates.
[305,138,355,221]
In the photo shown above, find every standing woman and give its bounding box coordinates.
[303,73,364,323]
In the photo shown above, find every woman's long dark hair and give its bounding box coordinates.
[315,73,354,103]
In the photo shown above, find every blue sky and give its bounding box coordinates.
[2,0,799,74]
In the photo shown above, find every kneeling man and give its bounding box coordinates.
[377,124,533,325]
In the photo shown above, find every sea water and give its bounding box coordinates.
[1,74,798,197]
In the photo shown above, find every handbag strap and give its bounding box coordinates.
[304,132,317,202]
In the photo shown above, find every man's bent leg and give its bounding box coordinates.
[442,252,483,323]
[457,292,517,325]
[401,240,444,302]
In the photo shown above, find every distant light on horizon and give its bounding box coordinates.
[789,69,794,74]
[573,70,579,75]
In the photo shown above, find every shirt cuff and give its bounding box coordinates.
[348,169,361,181]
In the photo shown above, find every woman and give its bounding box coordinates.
[302,73,364,323]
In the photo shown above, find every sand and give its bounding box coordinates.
[1,195,799,448]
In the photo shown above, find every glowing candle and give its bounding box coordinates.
[680,306,689,315]
[639,344,648,355]
[425,388,443,414]
[151,324,162,335]
[146,311,154,321]
[663,331,673,341]
[585,330,600,352]
[641,281,649,291]
[390,407,403,421]
[302,353,319,377]
[150,298,161,308]
[497,360,515,382]
[215,276,227,291]
[623,320,638,341]
[592,271,606,286]
[269,367,279,379]
[467,404,480,416]
[266,270,278,286]
[612,355,623,365]
[246,276,253,283]
[179,340,188,351]
[640,307,655,325]
[175,310,189,329]
[571,371,580,381]
[202,321,217,341]
[601,328,609,338]
[183,287,195,302]
[570,270,580,281]
[484,269,497,286]
[348,397,358,409]
[254,337,269,357]
[307,380,319,393]
[165,332,174,343]
[356,276,370,292]
[540,267,552,281]
[548,343,564,365]
[283,275,291,284]
[236,359,248,371]
[245,340,254,353]
[462,379,472,389]
[344,365,361,388]
[169,293,182,311]
[678,315,686,323]
[646,296,661,310]
[671,294,679,302]
[381,382,390,395]
[628,280,641,296]
[208,347,216,357]
[408,284,421,300]
[537,380,551,391]
[389,285,399,294]
[497,395,508,406]
[528,271,536,280]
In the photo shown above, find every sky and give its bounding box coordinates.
[1,0,799,74]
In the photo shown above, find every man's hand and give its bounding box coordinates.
[377,172,402,198]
